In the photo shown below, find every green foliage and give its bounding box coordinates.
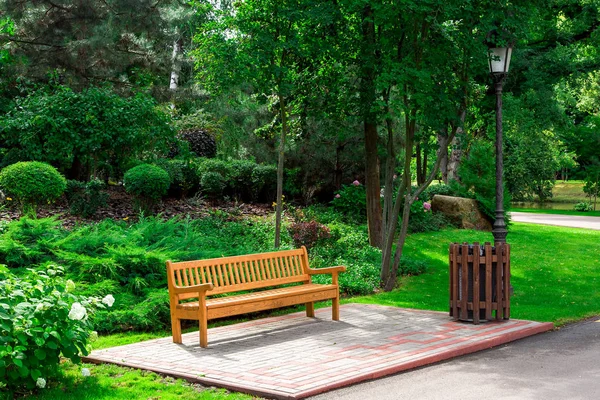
[421,184,456,202]
[309,223,381,295]
[331,184,367,222]
[123,164,171,212]
[456,139,510,223]
[0,218,64,268]
[93,290,170,333]
[0,161,66,216]
[196,158,276,202]
[398,258,428,276]
[154,159,200,198]
[178,130,217,158]
[0,265,112,394]
[0,86,175,181]
[0,215,280,332]
[407,200,450,234]
[65,179,108,218]
[583,166,600,210]
[2,1,192,90]
[504,101,559,202]
[200,171,226,198]
[573,202,593,212]
[252,164,278,201]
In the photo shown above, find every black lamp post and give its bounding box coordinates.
[488,46,512,244]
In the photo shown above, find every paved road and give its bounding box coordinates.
[311,317,600,400]
[510,211,600,230]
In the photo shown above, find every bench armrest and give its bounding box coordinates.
[307,266,347,275]
[173,283,214,295]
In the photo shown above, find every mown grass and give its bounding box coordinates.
[24,361,252,400]
[511,208,600,217]
[354,223,600,326]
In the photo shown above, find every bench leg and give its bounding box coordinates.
[199,320,208,348]
[171,317,182,344]
[332,296,340,321]
[199,299,208,348]
[306,302,315,318]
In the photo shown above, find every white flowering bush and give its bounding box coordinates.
[0,265,113,394]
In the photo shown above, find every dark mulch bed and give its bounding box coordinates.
[0,185,273,229]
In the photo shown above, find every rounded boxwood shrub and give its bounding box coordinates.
[200,171,226,199]
[0,161,67,215]
[123,164,170,212]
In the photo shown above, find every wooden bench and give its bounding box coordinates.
[166,246,346,347]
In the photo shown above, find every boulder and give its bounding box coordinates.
[431,195,492,231]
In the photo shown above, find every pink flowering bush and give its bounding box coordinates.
[331,184,367,222]
[408,200,449,233]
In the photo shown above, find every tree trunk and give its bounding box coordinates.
[447,110,466,182]
[365,122,383,248]
[274,93,287,248]
[382,107,395,247]
[334,144,344,190]
[438,129,449,183]
[361,5,383,249]
[169,38,182,91]
[416,142,423,185]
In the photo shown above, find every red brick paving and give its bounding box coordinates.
[83,304,553,399]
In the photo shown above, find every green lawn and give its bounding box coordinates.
[28,361,251,400]
[353,223,600,325]
[512,208,600,217]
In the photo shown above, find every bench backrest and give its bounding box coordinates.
[166,247,311,299]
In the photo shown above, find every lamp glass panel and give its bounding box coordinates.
[488,47,512,73]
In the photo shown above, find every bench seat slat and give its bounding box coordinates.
[177,283,337,310]
[176,284,338,320]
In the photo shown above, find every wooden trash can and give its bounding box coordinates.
[449,242,510,323]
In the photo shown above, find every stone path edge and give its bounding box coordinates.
[82,316,554,400]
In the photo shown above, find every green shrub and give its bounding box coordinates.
[154,159,200,198]
[93,290,170,333]
[123,164,170,212]
[0,265,113,394]
[200,171,226,199]
[252,164,277,202]
[407,200,451,233]
[229,159,256,200]
[421,183,456,201]
[0,217,64,268]
[196,158,232,178]
[574,202,593,212]
[331,183,367,222]
[178,129,217,158]
[195,158,277,202]
[65,179,108,218]
[0,161,66,216]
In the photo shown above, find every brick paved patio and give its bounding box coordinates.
[84,304,553,399]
